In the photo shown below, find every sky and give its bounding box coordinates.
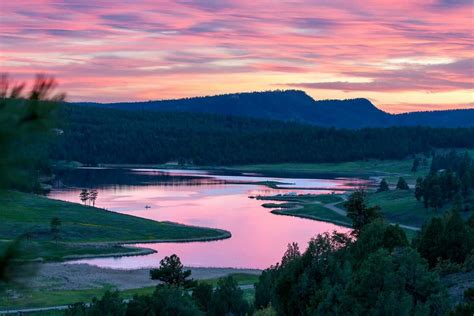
[0,0,473,113]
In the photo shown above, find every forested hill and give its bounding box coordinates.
[74,90,474,129]
[51,105,474,165]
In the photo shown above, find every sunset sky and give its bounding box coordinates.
[1,0,473,113]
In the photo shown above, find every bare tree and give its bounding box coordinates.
[89,189,98,206]
[79,189,89,205]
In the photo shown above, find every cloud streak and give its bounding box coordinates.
[1,0,473,112]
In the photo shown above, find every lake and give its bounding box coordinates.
[49,168,370,269]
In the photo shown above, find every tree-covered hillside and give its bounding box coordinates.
[51,105,474,165]
[75,90,474,128]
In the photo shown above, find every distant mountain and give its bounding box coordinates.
[75,90,474,128]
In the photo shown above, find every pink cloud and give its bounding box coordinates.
[1,0,473,111]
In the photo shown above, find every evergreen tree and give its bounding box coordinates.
[396,177,409,190]
[417,217,444,267]
[443,211,472,264]
[150,254,195,288]
[209,276,249,316]
[376,179,390,193]
[382,224,409,251]
[415,177,424,201]
[192,282,213,312]
[344,190,381,235]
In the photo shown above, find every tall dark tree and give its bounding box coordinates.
[344,190,381,235]
[150,254,195,288]
[416,211,474,267]
[192,282,213,312]
[396,177,409,190]
[411,157,420,172]
[443,211,473,264]
[209,276,249,316]
[416,217,444,267]
[415,177,424,201]
[376,179,390,193]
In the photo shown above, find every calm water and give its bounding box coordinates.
[49,168,369,269]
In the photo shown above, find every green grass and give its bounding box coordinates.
[272,204,352,227]
[0,191,230,261]
[258,193,350,226]
[367,190,455,227]
[200,273,259,287]
[0,273,259,310]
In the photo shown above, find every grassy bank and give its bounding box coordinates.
[258,194,352,227]
[367,190,473,227]
[271,204,352,227]
[229,158,430,182]
[0,191,230,261]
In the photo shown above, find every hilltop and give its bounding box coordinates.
[75,90,474,129]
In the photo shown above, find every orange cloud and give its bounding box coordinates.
[1,0,473,112]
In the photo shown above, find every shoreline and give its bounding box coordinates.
[270,209,352,228]
[63,230,232,261]
[70,162,380,179]
[23,230,232,263]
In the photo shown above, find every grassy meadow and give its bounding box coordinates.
[0,191,230,261]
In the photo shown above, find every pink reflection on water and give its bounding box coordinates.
[49,169,358,269]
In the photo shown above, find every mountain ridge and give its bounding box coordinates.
[73,90,474,128]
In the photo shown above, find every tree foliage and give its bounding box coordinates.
[376,179,390,193]
[344,190,381,235]
[396,177,409,190]
[254,223,449,316]
[415,211,474,267]
[0,74,64,191]
[416,151,474,210]
[51,105,474,166]
[208,276,250,316]
[150,254,195,289]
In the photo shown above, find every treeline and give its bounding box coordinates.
[415,151,474,210]
[50,105,474,166]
